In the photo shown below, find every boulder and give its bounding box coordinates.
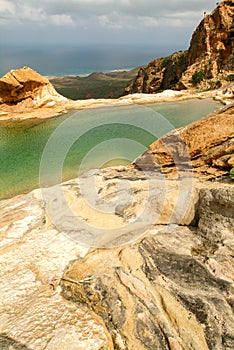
[0,66,67,112]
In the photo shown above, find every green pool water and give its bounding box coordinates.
[0,98,221,200]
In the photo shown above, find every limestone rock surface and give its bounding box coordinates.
[0,162,233,349]
[61,184,234,350]
[125,51,188,94]
[0,191,113,350]
[0,76,234,349]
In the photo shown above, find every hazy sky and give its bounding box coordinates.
[0,0,217,47]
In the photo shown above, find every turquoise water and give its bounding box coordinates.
[0,98,221,200]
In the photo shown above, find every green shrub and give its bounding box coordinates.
[229,165,234,180]
[192,71,206,85]
[225,74,234,82]
[162,56,172,67]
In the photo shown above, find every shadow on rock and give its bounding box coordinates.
[0,334,31,350]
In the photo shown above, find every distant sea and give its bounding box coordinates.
[0,44,182,77]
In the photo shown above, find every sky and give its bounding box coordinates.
[0,0,218,48]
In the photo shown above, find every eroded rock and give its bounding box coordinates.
[0,190,112,350]
[134,103,234,180]
[0,66,67,112]
[126,1,234,95]
[61,194,234,350]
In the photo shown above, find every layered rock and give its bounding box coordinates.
[61,184,234,350]
[0,66,67,112]
[0,191,113,350]
[0,66,221,123]
[181,0,234,89]
[126,0,234,94]
[0,68,234,349]
[134,103,234,179]
[125,51,188,94]
[0,163,233,350]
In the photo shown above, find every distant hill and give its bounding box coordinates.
[49,68,139,100]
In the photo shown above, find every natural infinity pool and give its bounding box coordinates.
[0,98,221,200]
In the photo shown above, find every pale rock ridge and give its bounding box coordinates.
[0,192,113,350]
[61,184,234,350]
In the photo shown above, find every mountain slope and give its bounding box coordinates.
[126,0,234,94]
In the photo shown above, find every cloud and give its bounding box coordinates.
[0,0,15,23]
[18,4,47,22]
[51,14,75,26]
[98,14,124,30]
[0,0,15,13]
[0,0,217,45]
[0,0,216,27]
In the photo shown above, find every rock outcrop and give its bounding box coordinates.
[61,185,234,350]
[125,51,188,94]
[134,103,234,179]
[1,173,233,349]
[0,66,222,123]
[181,0,234,90]
[0,191,113,350]
[0,102,234,349]
[126,0,234,94]
[0,66,67,112]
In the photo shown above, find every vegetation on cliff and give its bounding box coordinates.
[126,0,234,94]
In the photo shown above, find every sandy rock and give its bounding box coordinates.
[125,51,188,94]
[181,0,234,89]
[0,166,233,349]
[197,187,234,247]
[215,85,234,104]
[134,103,234,180]
[228,155,234,165]
[61,183,234,349]
[0,67,67,112]
[0,191,112,350]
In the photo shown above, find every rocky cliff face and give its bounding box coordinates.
[126,0,234,94]
[125,51,188,94]
[0,66,67,112]
[181,0,234,89]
